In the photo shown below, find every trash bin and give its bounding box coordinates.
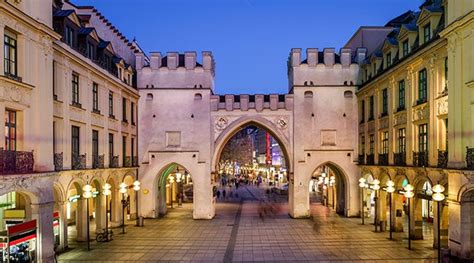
[138,216,144,227]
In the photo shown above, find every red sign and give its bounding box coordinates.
[53,211,59,219]
[9,234,36,246]
[7,219,36,236]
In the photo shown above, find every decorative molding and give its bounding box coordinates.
[393,111,407,127]
[412,104,429,122]
[275,116,288,129]
[215,117,228,131]
[379,117,389,130]
[437,96,448,116]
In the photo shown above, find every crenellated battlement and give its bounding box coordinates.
[136,51,215,91]
[288,47,367,90]
[210,94,293,112]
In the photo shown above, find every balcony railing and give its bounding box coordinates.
[378,153,389,166]
[54,152,63,171]
[72,153,86,170]
[437,150,448,168]
[467,147,474,170]
[132,156,139,167]
[358,154,365,165]
[413,151,428,167]
[394,152,406,166]
[124,156,131,167]
[0,149,34,174]
[366,154,375,165]
[93,154,105,169]
[109,156,119,168]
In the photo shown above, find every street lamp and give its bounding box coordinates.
[119,182,129,234]
[385,180,395,240]
[168,175,175,208]
[403,183,415,250]
[176,172,183,207]
[82,184,93,251]
[329,175,335,209]
[359,178,367,225]
[102,183,112,241]
[432,184,446,263]
[133,180,141,226]
[372,179,380,232]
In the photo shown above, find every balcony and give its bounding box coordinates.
[72,153,86,170]
[0,149,34,174]
[466,147,474,170]
[358,154,365,165]
[378,153,389,166]
[93,154,105,169]
[132,156,139,167]
[123,156,131,167]
[413,151,429,167]
[366,154,375,165]
[437,150,448,168]
[109,156,119,168]
[54,152,63,171]
[394,152,406,166]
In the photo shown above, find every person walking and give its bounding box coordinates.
[223,189,227,200]
[216,189,221,199]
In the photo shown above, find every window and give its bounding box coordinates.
[381,88,388,116]
[119,68,122,80]
[373,63,376,75]
[423,23,431,43]
[92,130,99,161]
[92,82,99,112]
[386,52,392,68]
[418,69,428,103]
[444,57,448,90]
[108,91,114,117]
[65,26,74,47]
[122,97,127,122]
[122,136,127,164]
[86,42,94,60]
[398,80,406,110]
[360,136,365,154]
[445,119,448,151]
[418,124,428,152]
[131,137,135,165]
[381,131,389,154]
[72,73,80,105]
[108,133,114,161]
[369,134,375,154]
[369,95,374,120]
[402,40,409,56]
[53,61,57,99]
[360,100,365,123]
[365,69,368,81]
[127,74,131,85]
[131,102,135,125]
[4,32,17,77]
[4,110,16,151]
[71,126,80,160]
[398,128,406,153]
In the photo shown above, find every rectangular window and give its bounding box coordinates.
[423,23,431,43]
[4,32,17,77]
[108,91,114,117]
[381,131,389,154]
[92,82,99,112]
[398,80,406,110]
[71,126,80,160]
[4,110,16,151]
[122,136,127,164]
[360,100,365,123]
[444,57,448,90]
[402,40,409,56]
[381,88,388,116]
[86,42,94,59]
[418,69,428,103]
[65,26,74,47]
[398,128,406,153]
[386,52,392,68]
[53,61,57,99]
[131,102,135,125]
[72,73,80,105]
[373,63,376,75]
[92,130,99,160]
[369,134,375,154]
[418,124,428,152]
[122,97,127,122]
[131,137,135,165]
[360,136,365,154]
[108,133,114,161]
[369,95,374,120]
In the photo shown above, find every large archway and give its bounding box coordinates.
[460,188,474,259]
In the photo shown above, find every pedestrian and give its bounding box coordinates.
[223,189,226,199]
[216,190,221,199]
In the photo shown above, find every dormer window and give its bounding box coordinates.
[373,63,376,75]
[65,26,74,47]
[119,68,122,79]
[86,41,94,60]
[402,40,409,56]
[386,52,392,68]
[423,23,431,43]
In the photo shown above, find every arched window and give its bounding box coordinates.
[304,91,313,98]
[344,90,353,98]
[146,93,153,101]
[194,93,202,100]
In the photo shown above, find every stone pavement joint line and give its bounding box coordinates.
[223,198,243,263]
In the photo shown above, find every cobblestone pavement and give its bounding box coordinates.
[58,185,437,262]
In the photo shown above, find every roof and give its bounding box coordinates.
[384,11,415,27]
[53,9,74,17]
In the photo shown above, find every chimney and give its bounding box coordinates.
[323,48,335,66]
[291,48,302,67]
[202,51,213,70]
[306,48,318,66]
[340,48,352,66]
[185,51,197,70]
[135,52,144,70]
[356,48,367,64]
[167,52,178,69]
[150,52,161,70]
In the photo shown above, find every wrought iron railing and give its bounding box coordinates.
[93,154,105,169]
[124,156,131,167]
[437,150,448,168]
[0,149,34,174]
[54,152,63,171]
[366,154,375,165]
[132,156,139,167]
[466,147,474,170]
[394,152,406,166]
[378,153,389,166]
[358,154,365,165]
[72,153,86,170]
[413,151,429,167]
[109,156,119,168]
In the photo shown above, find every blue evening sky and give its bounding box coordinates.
[73,0,423,94]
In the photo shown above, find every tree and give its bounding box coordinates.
[219,129,254,175]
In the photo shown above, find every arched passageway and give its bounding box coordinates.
[155,163,194,216]
[309,163,348,216]
[460,189,474,259]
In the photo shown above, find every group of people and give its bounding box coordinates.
[257,189,282,221]
[215,188,239,201]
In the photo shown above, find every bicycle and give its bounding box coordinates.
[96,228,113,242]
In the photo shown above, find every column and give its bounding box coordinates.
[406,67,414,165]
[378,190,387,231]
[0,24,4,74]
[31,202,54,263]
[111,189,122,227]
[75,198,87,242]
[412,197,424,239]
[94,194,105,233]
[393,194,404,232]
[57,201,68,251]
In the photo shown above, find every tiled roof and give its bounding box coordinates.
[53,9,74,18]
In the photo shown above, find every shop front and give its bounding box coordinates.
[0,219,37,263]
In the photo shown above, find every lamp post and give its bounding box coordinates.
[372,179,380,232]
[403,184,415,250]
[168,175,175,208]
[329,175,335,210]
[82,184,93,251]
[119,182,129,234]
[432,184,445,263]
[133,180,141,226]
[359,178,367,225]
[176,172,182,207]
[385,180,395,240]
[103,183,112,241]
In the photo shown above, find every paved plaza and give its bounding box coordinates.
[59,186,437,262]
